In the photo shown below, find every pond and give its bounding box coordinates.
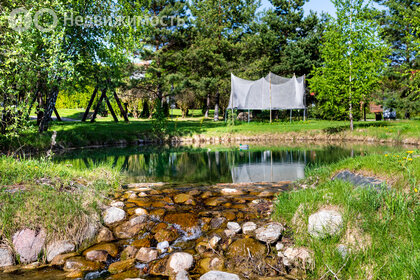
[53,143,405,184]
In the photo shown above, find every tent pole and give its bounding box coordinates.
[248,109,250,124]
[269,73,272,123]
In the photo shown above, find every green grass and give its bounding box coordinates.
[0,156,122,242]
[274,151,420,279]
[2,108,420,153]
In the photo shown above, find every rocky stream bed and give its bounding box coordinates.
[0,181,319,280]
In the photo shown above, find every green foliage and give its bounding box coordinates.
[152,99,168,137]
[309,0,389,122]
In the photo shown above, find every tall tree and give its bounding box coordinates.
[308,0,389,129]
[374,0,419,118]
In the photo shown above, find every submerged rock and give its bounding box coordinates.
[114,215,148,239]
[83,243,119,258]
[46,240,75,262]
[103,207,126,226]
[164,213,199,231]
[308,209,343,238]
[64,256,101,272]
[199,271,240,280]
[12,228,46,264]
[120,245,138,261]
[255,222,284,244]
[226,238,266,259]
[198,257,224,273]
[108,258,135,274]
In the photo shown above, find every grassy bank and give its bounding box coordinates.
[1,117,420,153]
[0,156,122,245]
[274,151,420,279]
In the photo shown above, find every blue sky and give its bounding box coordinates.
[259,0,384,17]
[260,0,337,16]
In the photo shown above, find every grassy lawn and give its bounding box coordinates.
[0,156,122,243]
[274,150,420,279]
[1,108,419,152]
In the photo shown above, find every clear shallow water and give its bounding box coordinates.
[53,143,405,184]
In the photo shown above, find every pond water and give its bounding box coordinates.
[53,143,405,184]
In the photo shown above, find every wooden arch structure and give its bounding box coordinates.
[81,82,129,122]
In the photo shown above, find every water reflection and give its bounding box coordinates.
[54,144,402,184]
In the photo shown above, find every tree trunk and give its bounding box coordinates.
[39,82,61,133]
[214,90,220,121]
[205,93,210,118]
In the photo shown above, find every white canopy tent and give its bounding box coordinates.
[227,72,306,122]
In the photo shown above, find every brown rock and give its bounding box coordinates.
[148,257,169,276]
[51,252,78,266]
[96,227,115,243]
[64,257,101,272]
[66,270,84,278]
[163,196,174,204]
[85,250,108,262]
[127,198,151,208]
[152,223,168,233]
[83,243,118,258]
[201,191,213,199]
[204,197,227,206]
[120,246,138,261]
[151,201,167,208]
[164,213,199,231]
[226,238,266,259]
[223,211,236,221]
[135,247,158,263]
[114,215,148,239]
[150,209,166,219]
[174,194,193,204]
[132,236,152,248]
[198,257,224,273]
[107,269,140,279]
[108,259,136,274]
[154,229,179,243]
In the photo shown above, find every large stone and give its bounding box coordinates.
[154,229,180,243]
[0,246,14,267]
[114,215,148,239]
[174,270,190,280]
[226,238,266,259]
[255,222,284,244]
[135,247,158,263]
[164,213,199,231]
[308,209,343,238]
[167,252,194,274]
[96,227,115,243]
[12,228,46,263]
[120,246,138,261]
[241,222,257,234]
[108,259,136,274]
[174,194,193,204]
[199,271,240,280]
[132,236,152,248]
[103,207,126,226]
[46,240,75,262]
[220,188,244,196]
[226,222,241,233]
[210,217,226,229]
[50,252,78,266]
[83,243,119,258]
[85,250,108,262]
[64,256,101,272]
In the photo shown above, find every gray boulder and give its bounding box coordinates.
[308,209,343,238]
[255,222,284,244]
[0,246,14,267]
[12,228,46,263]
[103,207,126,226]
[46,240,75,262]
